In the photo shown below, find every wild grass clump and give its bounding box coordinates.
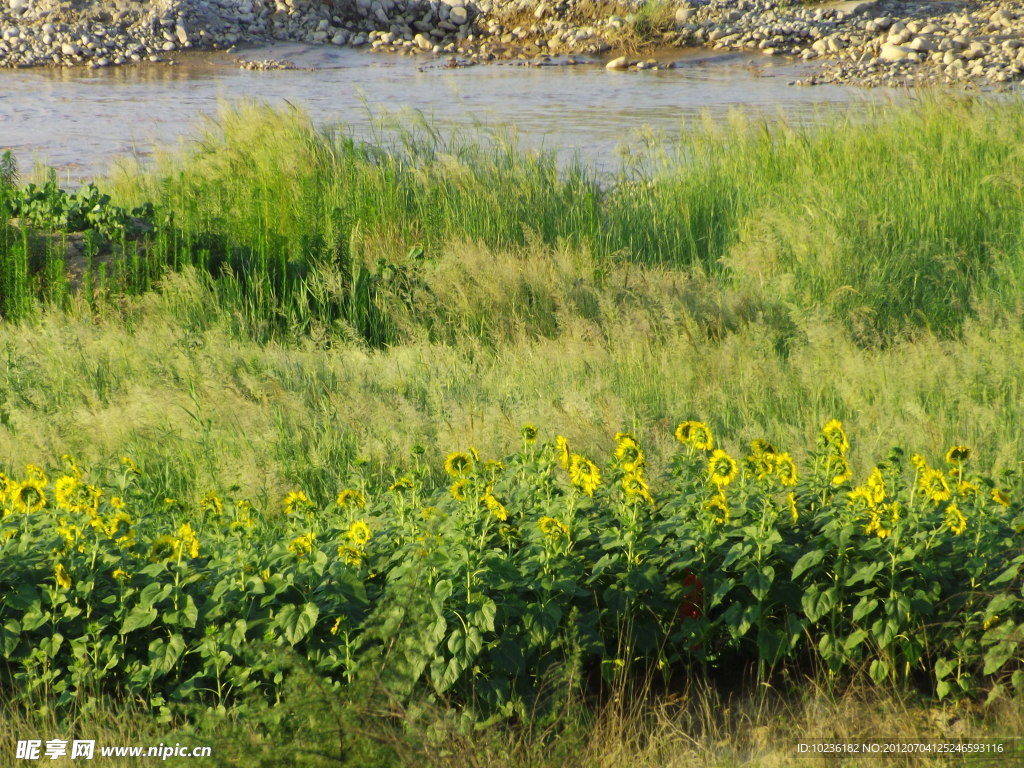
[4,99,1024,346]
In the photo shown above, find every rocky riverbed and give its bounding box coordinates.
[0,0,1021,88]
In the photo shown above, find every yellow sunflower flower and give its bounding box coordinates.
[347,520,372,546]
[112,568,129,582]
[54,563,72,590]
[538,516,569,540]
[708,449,739,489]
[705,493,730,525]
[787,492,798,524]
[444,452,473,478]
[919,469,952,504]
[283,490,313,516]
[178,523,200,558]
[483,492,509,521]
[821,420,850,454]
[555,436,571,470]
[991,488,1011,508]
[568,454,601,497]
[389,477,414,493]
[10,481,46,514]
[866,468,887,505]
[148,534,181,562]
[775,452,798,487]
[521,424,539,442]
[675,421,714,451]
[944,503,967,535]
[449,478,469,501]
[336,489,367,509]
[622,470,654,504]
[288,532,316,559]
[614,433,645,472]
[944,445,971,465]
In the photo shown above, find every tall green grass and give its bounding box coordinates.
[4,99,1024,345]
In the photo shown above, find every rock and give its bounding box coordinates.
[449,6,468,25]
[61,42,79,56]
[413,32,431,50]
[879,43,912,61]
[605,55,628,70]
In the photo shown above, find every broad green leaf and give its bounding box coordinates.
[792,550,825,580]
[120,604,157,634]
[869,658,890,685]
[852,597,879,623]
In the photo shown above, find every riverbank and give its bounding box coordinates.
[0,0,1021,87]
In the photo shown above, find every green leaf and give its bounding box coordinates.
[852,597,879,623]
[120,604,158,634]
[744,566,774,602]
[276,602,320,646]
[148,635,186,675]
[869,658,890,685]
[846,561,885,587]
[801,586,836,623]
[935,657,955,680]
[843,629,867,655]
[792,550,825,580]
[936,679,952,700]
[983,645,1013,676]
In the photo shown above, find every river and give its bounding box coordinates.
[0,43,903,182]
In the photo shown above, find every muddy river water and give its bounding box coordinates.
[0,44,903,182]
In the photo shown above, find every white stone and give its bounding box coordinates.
[879,43,912,61]
[605,55,628,70]
[449,6,468,25]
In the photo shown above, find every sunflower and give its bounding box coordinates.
[538,516,569,540]
[872,502,900,539]
[483,491,509,521]
[149,534,181,562]
[347,520,372,546]
[919,469,952,504]
[775,452,798,487]
[821,420,849,454]
[337,544,363,566]
[622,470,654,504]
[336,489,367,509]
[178,523,200,558]
[200,492,223,519]
[10,481,46,514]
[54,476,81,512]
[787,492,799,524]
[614,433,645,472]
[121,456,141,474]
[705,494,730,525]
[750,439,777,456]
[288,532,316,559]
[675,421,714,451]
[992,488,1011,508]
[521,424,539,442]
[444,452,473,478]
[555,436,571,470]
[105,511,134,544]
[389,477,414,493]
[112,568,129,582]
[568,454,601,497]
[707,450,739,489]
[847,485,875,512]
[449,479,469,501]
[944,445,971,465]
[54,563,72,590]
[944,503,967,535]
[283,490,313,516]
[866,468,887,505]
[110,496,126,510]
[828,455,852,487]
